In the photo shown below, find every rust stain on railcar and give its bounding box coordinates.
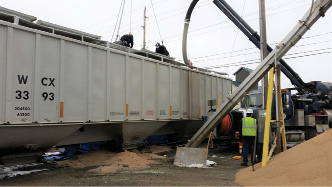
[60,102,64,118]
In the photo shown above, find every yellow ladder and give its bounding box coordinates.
[262,61,287,167]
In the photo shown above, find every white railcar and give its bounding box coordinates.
[0,7,232,157]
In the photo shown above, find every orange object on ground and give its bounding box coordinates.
[233,156,242,160]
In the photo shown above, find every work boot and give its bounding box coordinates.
[240,163,248,166]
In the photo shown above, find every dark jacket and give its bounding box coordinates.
[120,34,134,48]
[156,45,169,56]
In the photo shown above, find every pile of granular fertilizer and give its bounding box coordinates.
[235,129,332,186]
[58,145,170,173]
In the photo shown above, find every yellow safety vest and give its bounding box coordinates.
[242,117,257,136]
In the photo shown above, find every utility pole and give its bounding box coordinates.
[142,6,147,50]
[259,0,268,109]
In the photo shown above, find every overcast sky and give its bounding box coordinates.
[1,0,331,89]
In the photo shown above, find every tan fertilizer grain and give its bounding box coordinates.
[235,129,332,186]
[58,146,169,173]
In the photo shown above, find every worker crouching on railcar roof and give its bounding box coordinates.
[120,33,134,48]
[114,33,134,48]
[240,109,257,166]
[155,42,169,56]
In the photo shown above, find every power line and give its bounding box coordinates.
[82,0,303,32]
[201,46,331,66]
[150,0,163,43]
[118,0,211,32]
[226,0,247,74]
[205,48,331,68]
[166,38,330,65]
[179,37,332,62]
[120,1,310,43]
[133,2,313,47]
[80,0,169,30]
[204,49,332,69]
[111,0,126,42]
[100,1,211,38]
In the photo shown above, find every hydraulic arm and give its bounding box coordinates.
[213,0,316,91]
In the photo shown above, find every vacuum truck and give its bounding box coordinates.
[211,0,332,146]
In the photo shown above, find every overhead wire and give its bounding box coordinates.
[150,0,163,43]
[130,0,132,33]
[141,25,332,55]
[116,0,126,40]
[111,0,124,42]
[184,35,332,60]
[111,0,126,42]
[101,0,211,41]
[90,0,303,38]
[190,40,332,64]
[82,0,297,33]
[204,48,332,69]
[133,1,312,47]
[80,0,169,30]
[121,0,210,32]
[226,0,247,74]
[209,50,332,68]
[243,0,305,17]
[100,0,212,38]
[85,0,329,67]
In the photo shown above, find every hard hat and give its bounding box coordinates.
[246,109,253,114]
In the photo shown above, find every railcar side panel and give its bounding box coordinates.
[211,77,218,106]
[90,47,107,121]
[222,78,232,103]
[11,29,34,123]
[217,78,224,104]
[158,64,170,119]
[36,35,60,123]
[127,57,142,120]
[63,41,88,122]
[170,67,181,119]
[205,76,212,111]
[199,74,206,116]
[109,52,126,121]
[143,60,157,120]
[191,72,199,118]
[181,70,190,118]
[0,25,5,124]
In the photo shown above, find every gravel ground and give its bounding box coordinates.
[0,145,244,186]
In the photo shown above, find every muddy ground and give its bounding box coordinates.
[0,145,244,186]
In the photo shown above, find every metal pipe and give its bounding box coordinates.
[143,6,146,50]
[259,0,268,109]
[296,99,313,102]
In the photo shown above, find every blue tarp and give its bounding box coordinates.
[144,135,168,145]
[44,142,104,161]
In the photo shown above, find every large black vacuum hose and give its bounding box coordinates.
[182,0,199,65]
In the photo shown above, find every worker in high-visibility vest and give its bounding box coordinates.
[241,109,257,166]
